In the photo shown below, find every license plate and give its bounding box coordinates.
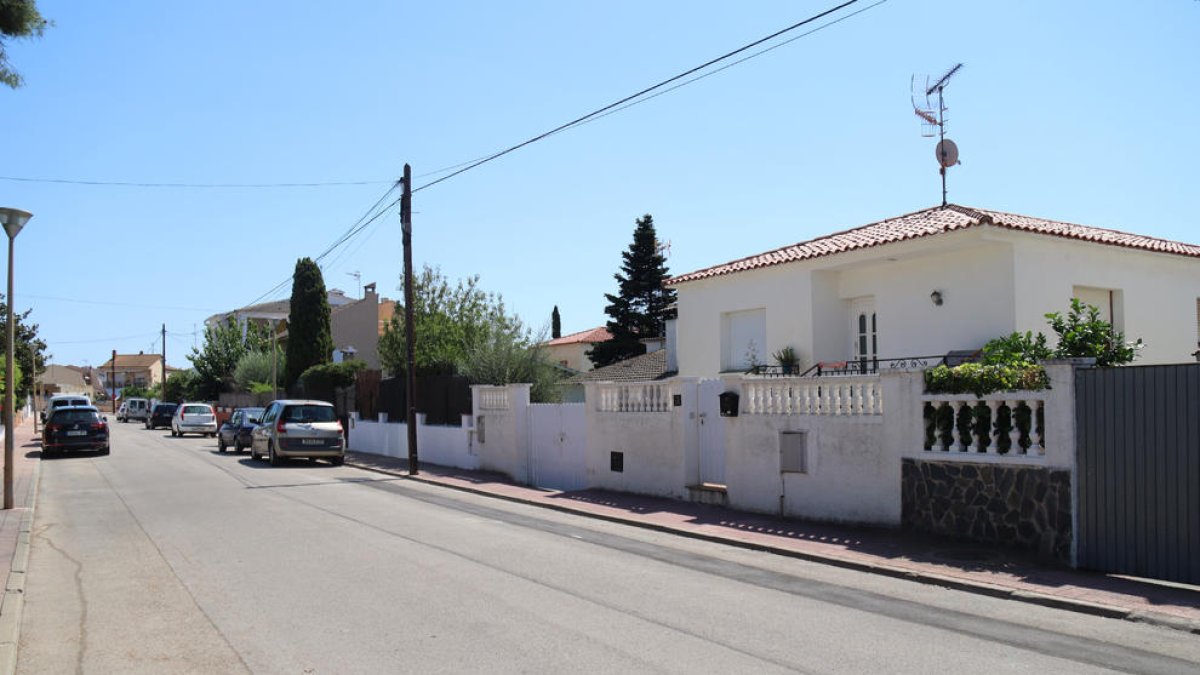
[301,439,324,446]
[66,430,86,437]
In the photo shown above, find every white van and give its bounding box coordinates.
[123,397,150,422]
[42,394,92,422]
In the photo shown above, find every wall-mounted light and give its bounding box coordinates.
[930,290,944,306]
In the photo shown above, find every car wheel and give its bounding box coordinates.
[269,443,283,467]
[234,439,244,453]
[250,443,261,461]
[330,456,345,467]
[217,437,227,453]
[98,447,110,456]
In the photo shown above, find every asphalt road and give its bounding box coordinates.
[17,421,1200,674]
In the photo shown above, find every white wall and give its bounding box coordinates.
[584,381,687,499]
[1010,234,1200,364]
[349,413,478,470]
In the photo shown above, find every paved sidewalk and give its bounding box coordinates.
[346,450,1200,634]
[0,419,40,674]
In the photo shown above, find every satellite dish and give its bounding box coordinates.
[935,139,959,168]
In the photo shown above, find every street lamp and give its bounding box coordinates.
[0,207,32,511]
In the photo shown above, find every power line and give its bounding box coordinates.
[412,0,865,193]
[0,175,396,189]
[231,2,877,313]
[24,294,219,313]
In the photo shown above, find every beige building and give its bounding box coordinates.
[97,353,167,391]
[330,282,395,370]
[543,327,612,373]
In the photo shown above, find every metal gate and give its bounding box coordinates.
[696,379,726,486]
[1076,364,1200,584]
[528,403,587,492]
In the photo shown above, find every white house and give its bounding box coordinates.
[667,204,1200,377]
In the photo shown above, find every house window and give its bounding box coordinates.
[1072,286,1123,332]
[722,309,766,371]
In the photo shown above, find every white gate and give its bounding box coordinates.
[696,379,726,486]
[528,403,587,491]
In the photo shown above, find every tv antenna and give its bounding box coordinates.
[911,63,964,207]
[655,239,672,258]
[347,270,361,298]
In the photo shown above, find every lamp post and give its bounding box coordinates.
[1,207,32,511]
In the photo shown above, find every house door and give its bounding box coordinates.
[848,298,877,373]
[696,379,726,486]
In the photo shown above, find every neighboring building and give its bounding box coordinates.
[37,364,91,402]
[543,327,613,373]
[559,337,674,402]
[667,204,1200,377]
[96,352,167,392]
[330,282,394,370]
[205,288,358,337]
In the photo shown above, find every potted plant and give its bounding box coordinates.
[772,346,800,375]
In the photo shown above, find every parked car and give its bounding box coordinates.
[250,399,344,466]
[42,405,109,457]
[123,397,151,423]
[217,407,264,453]
[146,403,179,430]
[172,402,217,437]
[116,402,129,422]
[42,394,92,423]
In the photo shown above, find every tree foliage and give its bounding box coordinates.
[459,324,563,403]
[379,266,521,377]
[234,349,284,393]
[551,305,561,340]
[299,360,366,403]
[0,0,49,88]
[589,214,676,368]
[284,257,333,391]
[189,319,271,400]
[161,369,200,402]
[0,360,21,409]
[0,293,48,403]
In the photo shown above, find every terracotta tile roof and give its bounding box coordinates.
[547,326,613,346]
[668,204,1200,285]
[566,349,670,384]
[98,353,163,370]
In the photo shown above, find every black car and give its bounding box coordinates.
[217,407,264,453]
[145,403,178,430]
[42,406,109,457]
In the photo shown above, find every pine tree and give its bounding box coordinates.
[284,257,333,391]
[588,214,676,368]
[551,306,561,339]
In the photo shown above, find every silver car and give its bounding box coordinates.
[250,399,344,466]
[171,402,218,437]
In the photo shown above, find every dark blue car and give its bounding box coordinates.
[218,407,264,453]
[42,405,109,457]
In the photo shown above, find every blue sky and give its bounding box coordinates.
[3,1,1197,368]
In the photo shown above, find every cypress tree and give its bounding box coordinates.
[551,305,561,339]
[284,257,334,391]
[588,214,676,368]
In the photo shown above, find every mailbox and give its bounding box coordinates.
[718,391,740,417]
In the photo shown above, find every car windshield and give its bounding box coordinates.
[283,405,336,423]
[183,405,211,415]
[156,405,178,414]
[50,410,101,424]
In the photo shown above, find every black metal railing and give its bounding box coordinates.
[748,355,954,378]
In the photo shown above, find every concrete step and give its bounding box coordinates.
[686,482,728,507]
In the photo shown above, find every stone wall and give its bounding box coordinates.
[901,458,1072,562]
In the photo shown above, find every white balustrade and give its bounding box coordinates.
[596,382,672,413]
[477,387,510,411]
[742,377,882,416]
[921,392,1047,460]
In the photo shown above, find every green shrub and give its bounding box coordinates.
[924,362,1049,397]
[981,331,1051,365]
[1045,298,1143,367]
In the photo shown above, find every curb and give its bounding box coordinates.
[346,458,1200,636]
[0,453,40,675]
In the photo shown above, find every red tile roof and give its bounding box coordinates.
[547,326,613,346]
[668,204,1200,285]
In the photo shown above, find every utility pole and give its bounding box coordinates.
[271,319,278,400]
[161,324,167,402]
[401,165,418,475]
[111,349,117,414]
